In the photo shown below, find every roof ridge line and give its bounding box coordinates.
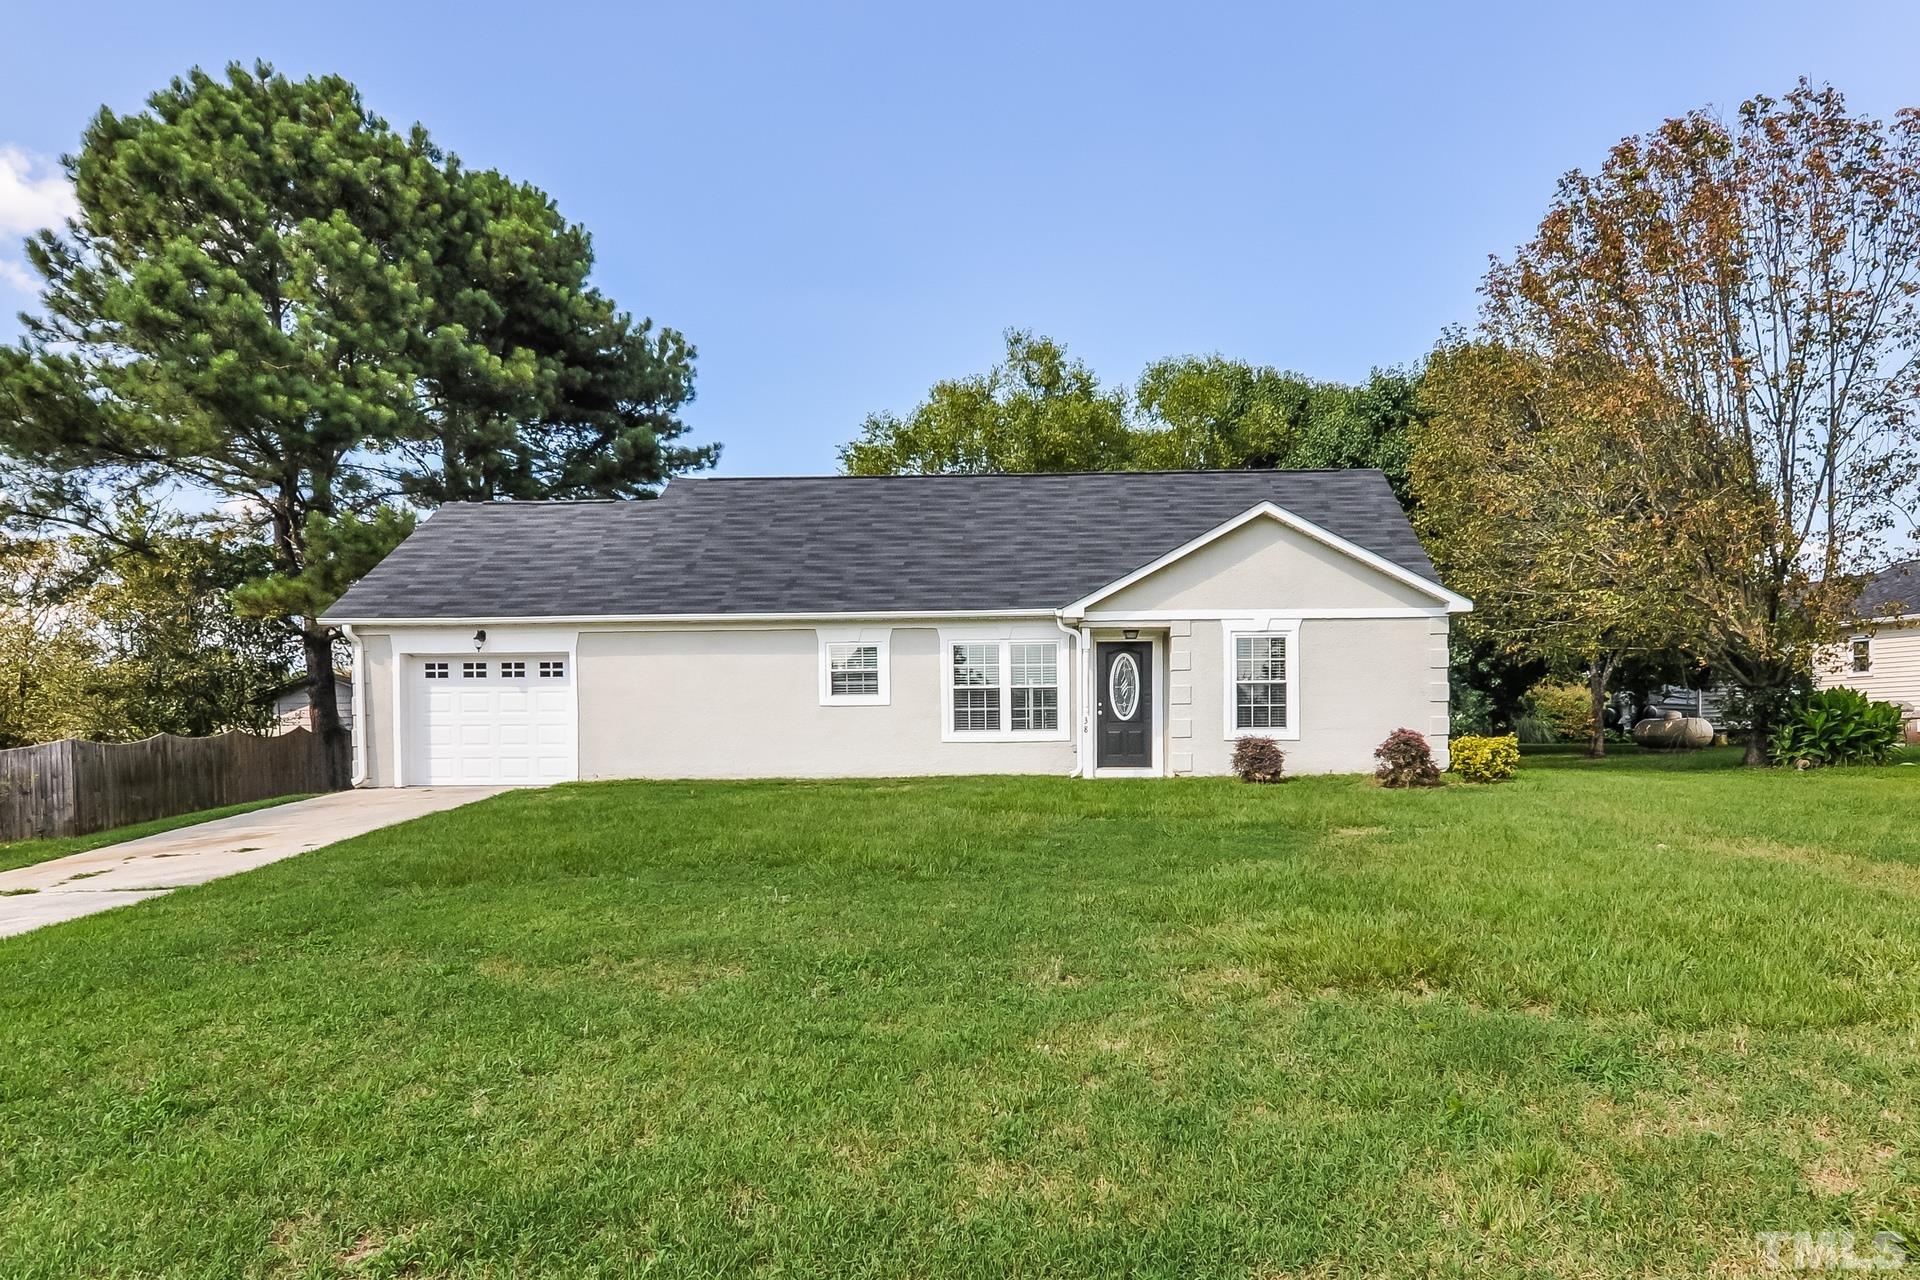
[671,468,1388,481]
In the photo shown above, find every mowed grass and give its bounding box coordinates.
[3,755,1920,1277]
[0,793,313,874]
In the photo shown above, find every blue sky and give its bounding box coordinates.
[5,1,1920,476]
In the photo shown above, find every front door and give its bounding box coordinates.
[1096,641,1153,769]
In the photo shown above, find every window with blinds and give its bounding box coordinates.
[1234,634,1287,730]
[828,643,880,697]
[1010,641,1059,732]
[951,642,1000,731]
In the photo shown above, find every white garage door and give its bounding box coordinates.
[408,655,576,785]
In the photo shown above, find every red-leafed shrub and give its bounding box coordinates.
[1374,728,1441,788]
[1231,736,1287,783]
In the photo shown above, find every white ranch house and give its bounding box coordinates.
[321,471,1471,785]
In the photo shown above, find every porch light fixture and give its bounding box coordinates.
[473,629,487,650]
[1123,629,1139,640]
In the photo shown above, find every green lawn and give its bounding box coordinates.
[0,793,313,875]
[3,755,1919,1277]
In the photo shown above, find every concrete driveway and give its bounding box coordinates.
[0,787,509,939]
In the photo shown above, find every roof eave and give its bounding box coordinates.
[318,608,1062,628]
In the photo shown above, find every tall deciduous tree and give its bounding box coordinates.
[1132,360,1420,498]
[0,63,712,783]
[840,332,1421,498]
[1485,80,1920,762]
[1413,339,1696,756]
[0,519,295,747]
[838,329,1131,474]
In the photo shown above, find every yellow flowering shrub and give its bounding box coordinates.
[1450,733,1519,783]
[1525,682,1593,742]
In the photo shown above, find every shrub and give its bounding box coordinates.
[1769,687,1905,768]
[1231,736,1287,783]
[1449,733,1519,783]
[1523,681,1593,742]
[1449,684,1496,738]
[1511,714,1558,745]
[1374,728,1441,788]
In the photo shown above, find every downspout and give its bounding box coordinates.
[1055,614,1088,777]
[341,624,368,787]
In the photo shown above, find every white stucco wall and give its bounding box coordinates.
[358,632,395,787]
[1168,616,1451,775]
[577,625,1078,779]
[1095,514,1441,614]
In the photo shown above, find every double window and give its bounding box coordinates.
[944,635,1066,739]
[1225,625,1300,739]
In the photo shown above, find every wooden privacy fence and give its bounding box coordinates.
[0,729,338,843]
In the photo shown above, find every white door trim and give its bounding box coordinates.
[1090,631,1167,778]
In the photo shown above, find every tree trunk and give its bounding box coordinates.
[1585,655,1614,759]
[1728,655,1783,767]
[303,622,352,790]
[1743,702,1772,767]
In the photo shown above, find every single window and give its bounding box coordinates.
[817,631,891,704]
[828,643,880,698]
[951,642,1001,732]
[1234,635,1287,730]
[1010,641,1060,731]
[500,661,526,678]
[423,661,449,679]
[463,661,488,678]
[539,660,566,679]
[1852,636,1872,672]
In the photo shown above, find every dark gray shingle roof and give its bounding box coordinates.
[1853,559,1920,619]
[323,470,1442,621]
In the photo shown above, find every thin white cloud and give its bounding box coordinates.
[0,147,75,236]
[0,146,75,295]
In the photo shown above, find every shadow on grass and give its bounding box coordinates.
[1520,743,1749,772]
[1519,742,1920,773]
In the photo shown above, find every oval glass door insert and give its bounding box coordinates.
[1109,653,1140,721]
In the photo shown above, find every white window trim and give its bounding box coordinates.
[817,626,892,706]
[1222,620,1301,742]
[938,625,1070,743]
[1851,633,1873,673]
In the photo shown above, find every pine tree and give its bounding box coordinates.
[0,63,714,783]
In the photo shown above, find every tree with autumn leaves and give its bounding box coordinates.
[1415,340,1698,757]
[1418,81,1920,763]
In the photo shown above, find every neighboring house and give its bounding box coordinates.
[320,471,1471,786]
[1814,558,1920,740]
[1642,684,1732,726]
[267,672,355,736]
